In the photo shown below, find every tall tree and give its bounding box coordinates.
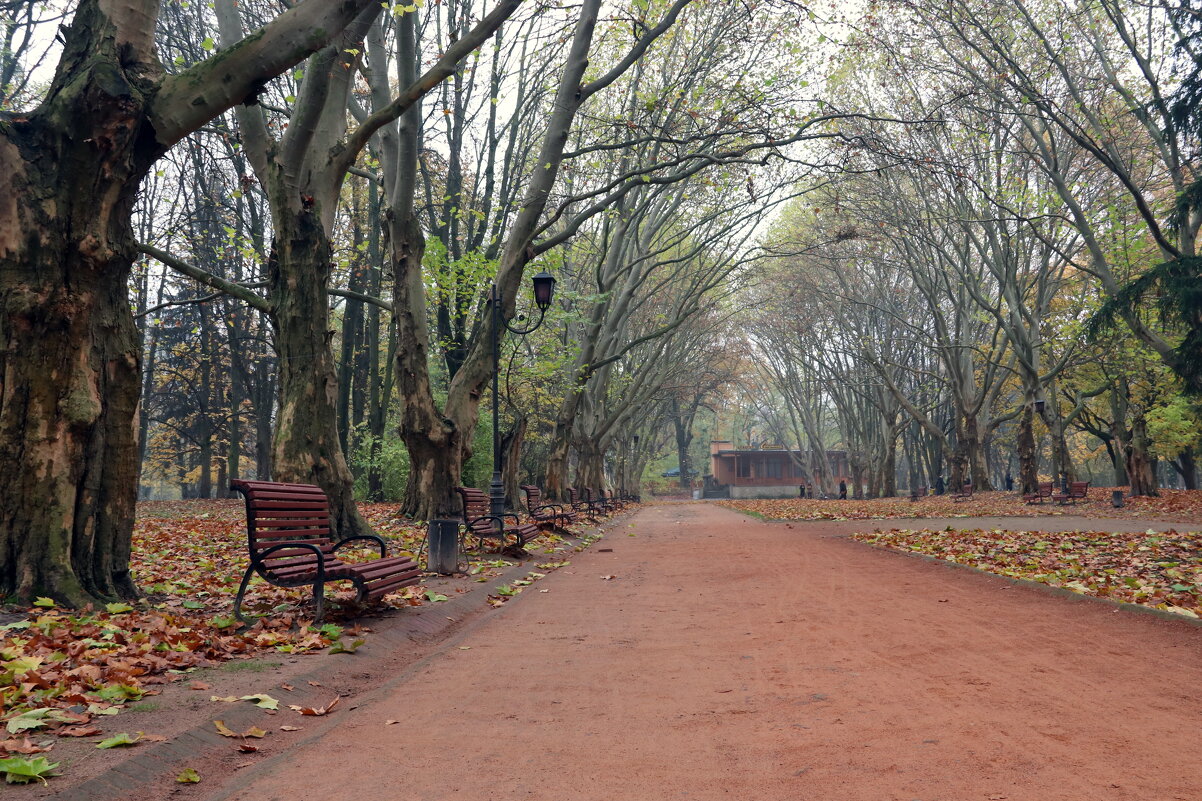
[0,0,392,605]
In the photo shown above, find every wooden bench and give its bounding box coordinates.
[566,487,602,520]
[1023,481,1054,504]
[521,484,577,531]
[1052,481,1090,505]
[230,480,420,623]
[951,482,973,501]
[600,488,625,511]
[455,486,539,552]
[909,485,928,502]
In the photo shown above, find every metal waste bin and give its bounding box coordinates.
[427,519,459,575]
[1112,490,1124,508]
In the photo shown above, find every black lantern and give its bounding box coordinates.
[489,272,556,523]
[531,270,556,312]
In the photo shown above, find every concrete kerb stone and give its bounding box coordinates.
[50,514,622,801]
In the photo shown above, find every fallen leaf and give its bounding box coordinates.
[189,681,211,691]
[240,693,279,710]
[176,768,201,783]
[0,755,59,784]
[236,743,259,753]
[210,696,239,703]
[0,737,49,755]
[56,726,102,738]
[214,721,238,738]
[385,720,398,726]
[95,732,141,749]
[289,696,340,716]
[279,725,301,732]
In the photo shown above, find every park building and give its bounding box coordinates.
[705,441,852,499]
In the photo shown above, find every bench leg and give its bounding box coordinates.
[312,581,325,624]
[233,566,256,623]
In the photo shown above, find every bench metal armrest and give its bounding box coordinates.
[465,515,505,533]
[253,542,328,584]
[333,534,388,558]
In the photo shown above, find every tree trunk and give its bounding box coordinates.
[268,209,371,539]
[1017,404,1038,494]
[501,416,527,511]
[963,414,991,490]
[0,12,154,604]
[391,216,469,520]
[1124,410,1159,497]
[543,428,573,500]
[1172,449,1197,490]
[0,245,144,603]
[576,439,606,492]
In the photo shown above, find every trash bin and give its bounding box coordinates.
[427,519,459,575]
[1111,490,1124,508]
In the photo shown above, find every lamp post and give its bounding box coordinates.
[489,270,556,523]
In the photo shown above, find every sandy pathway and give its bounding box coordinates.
[206,502,1202,801]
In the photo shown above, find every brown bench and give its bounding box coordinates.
[455,486,539,552]
[577,487,610,517]
[1052,481,1090,505]
[600,488,625,511]
[521,485,577,531]
[951,482,973,501]
[566,487,601,520]
[1023,481,1054,504]
[230,480,420,623]
[909,485,928,501]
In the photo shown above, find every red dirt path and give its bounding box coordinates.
[205,503,1202,801]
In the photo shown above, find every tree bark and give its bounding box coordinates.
[1017,404,1038,494]
[267,208,372,538]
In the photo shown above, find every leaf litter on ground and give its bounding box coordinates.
[0,498,586,780]
[721,488,1202,524]
[854,527,1202,617]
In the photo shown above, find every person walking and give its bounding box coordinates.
[838,479,847,500]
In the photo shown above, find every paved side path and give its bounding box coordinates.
[208,503,1202,801]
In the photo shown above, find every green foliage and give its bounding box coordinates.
[1088,256,1202,394]
[0,756,59,784]
[464,418,494,489]
[351,431,410,501]
[1146,395,1202,459]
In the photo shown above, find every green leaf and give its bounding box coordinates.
[239,694,279,710]
[176,768,201,783]
[328,638,366,655]
[98,683,143,702]
[96,732,141,749]
[424,590,448,602]
[105,603,134,614]
[315,623,343,640]
[32,597,55,608]
[5,709,53,734]
[200,37,215,52]
[181,600,204,609]
[0,756,59,784]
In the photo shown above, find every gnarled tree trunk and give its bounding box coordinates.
[267,207,372,538]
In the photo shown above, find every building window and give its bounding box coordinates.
[737,457,750,478]
[766,460,782,479]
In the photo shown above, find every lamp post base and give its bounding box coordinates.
[489,471,506,527]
